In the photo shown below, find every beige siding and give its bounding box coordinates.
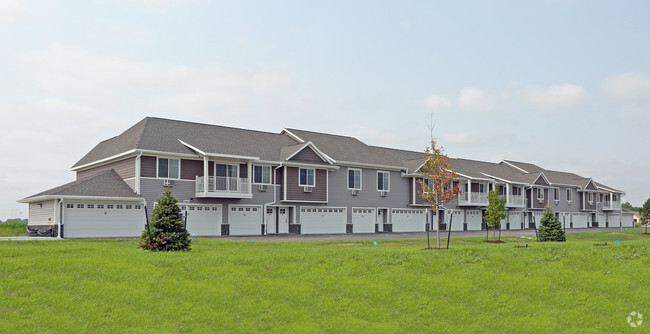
[76,157,136,180]
[29,200,57,225]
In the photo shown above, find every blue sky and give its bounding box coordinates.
[1,0,649,219]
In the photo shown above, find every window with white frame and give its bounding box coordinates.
[348,168,361,190]
[613,194,618,202]
[553,188,560,202]
[511,186,521,196]
[588,192,593,204]
[299,168,315,187]
[537,188,544,200]
[253,165,271,184]
[377,171,389,191]
[422,178,433,193]
[566,189,573,203]
[158,158,180,179]
[478,183,487,193]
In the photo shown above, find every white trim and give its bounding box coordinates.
[499,160,528,173]
[336,161,406,172]
[71,149,199,171]
[533,172,551,186]
[347,168,362,190]
[135,153,141,195]
[19,195,145,203]
[285,141,334,165]
[252,165,273,185]
[377,170,390,192]
[281,200,329,204]
[280,129,305,143]
[282,161,339,170]
[178,139,206,156]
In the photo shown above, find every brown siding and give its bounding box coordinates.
[581,192,597,210]
[285,167,327,202]
[290,147,323,162]
[276,167,284,198]
[240,164,248,178]
[181,159,203,180]
[414,178,427,205]
[141,156,157,178]
[77,157,136,180]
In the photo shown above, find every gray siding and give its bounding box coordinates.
[327,168,410,223]
[77,157,135,180]
[284,167,327,202]
[290,147,322,162]
[29,200,57,226]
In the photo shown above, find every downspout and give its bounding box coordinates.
[262,164,283,235]
[524,186,533,228]
[135,152,142,195]
[58,199,64,238]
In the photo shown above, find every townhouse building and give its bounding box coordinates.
[19,117,633,238]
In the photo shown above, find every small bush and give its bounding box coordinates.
[538,206,566,242]
[140,188,191,251]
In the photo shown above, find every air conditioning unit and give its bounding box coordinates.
[258,185,268,191]
[163,179,175,187]
[351,189,359,196]
[303,186,313,193]
[380,191,388,197]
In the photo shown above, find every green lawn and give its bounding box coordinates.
[0,222,27,237]
[1,231,648,333]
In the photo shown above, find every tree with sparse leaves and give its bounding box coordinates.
[140,188,191,251]
[538,205,566,242]
[484,185,506,241]
[641,197,650,233]
[418,139,463,249]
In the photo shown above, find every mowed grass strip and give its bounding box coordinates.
[0,231,648,333]
[0,222,27,237]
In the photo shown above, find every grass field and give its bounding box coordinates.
[1,231,648,333]
[0,222,27,237]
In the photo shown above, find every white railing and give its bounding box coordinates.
[196,176,250,195]
[458,192,488,205]
[602,200,621,210]
[508,195,524,206]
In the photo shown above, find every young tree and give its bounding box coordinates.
[484,185,506,241]
[418,139,463,249]
[140,188,191,251]
[641,197,650,234]
[538,205,566,242]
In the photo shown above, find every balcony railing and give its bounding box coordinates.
[602,200,621,210]
[458,192,488,206]
[196,176,251,198]
[508,195,524,206]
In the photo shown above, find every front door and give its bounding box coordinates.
[265,207,276,234]
[278,207,290,233]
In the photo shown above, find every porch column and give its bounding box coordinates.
[467,180,472,204]
[203,156,209,194]
[506,184,510,206]
[247,162,253,193]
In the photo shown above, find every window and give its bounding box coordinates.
[135,205,141,210]
[66,204,74,209]
[97,204,105,209]
[537,188,544,200]
[88,204,94,209]
[512,186,521,196]
[158,158,180,179]
[478,183,487,193]
[553,188,559,201]
[377,171,389,191]
[588,192,593,204]
[422,178,432,193]
[107,204,114,209]
[116,205,123,209]
[77,204,84,208]
[299,168,315,187]
[125,205,132,209]
[566,189,573,203]
[348,169,361,190]
[253,165,271,184]
[613,194,618,201]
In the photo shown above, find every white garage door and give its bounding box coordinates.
[391,209,425,232]
[598,213,606,227]
[608,213,621,227]
[300,207,346,234]
[445,210,464,231]
[64,201,145,238]
[467,210,483,231]
[352,208,375,233]
[508,211,522,230]
[622,214,634,227]
[180,204,222,236]
[229,205,262,236]
[572,212,588,228]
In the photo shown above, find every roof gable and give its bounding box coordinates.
[533,173,551,186]
[584,179,598,190]
[20,170,141,202]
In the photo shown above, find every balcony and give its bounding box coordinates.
[602,200,621,211]
[458,192,488,206]
[507,195,524,207]
[195,176,252,198]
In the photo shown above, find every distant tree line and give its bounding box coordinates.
[622,201,641,212]
[0,218,28,224]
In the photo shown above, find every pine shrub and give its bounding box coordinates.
[140,188,191,251]
[538,206,566,242]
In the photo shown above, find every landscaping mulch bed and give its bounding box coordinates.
[483,240,505,244]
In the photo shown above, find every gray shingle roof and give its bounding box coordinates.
[22,170,142,200]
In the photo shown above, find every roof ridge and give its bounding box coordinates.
[148,116,284,137]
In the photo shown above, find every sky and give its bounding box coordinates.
[1,0,649,219]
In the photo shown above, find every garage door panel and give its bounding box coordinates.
[301,207,346,234]
[572,213,588,228]
[181,205,221,236]
[445,210,464,231]
[391,209,425,232]
[64,202,145,238]
[352,208,375,233]
[229,205,262,236]
[608,213,621,227]
[508,211,521,230]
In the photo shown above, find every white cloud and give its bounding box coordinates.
[524,83,586,110]
[425,94,451,111]
[443,132,468,144]
[458,87,494,112]
[0,0,27,24]
[602,72,650,100]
